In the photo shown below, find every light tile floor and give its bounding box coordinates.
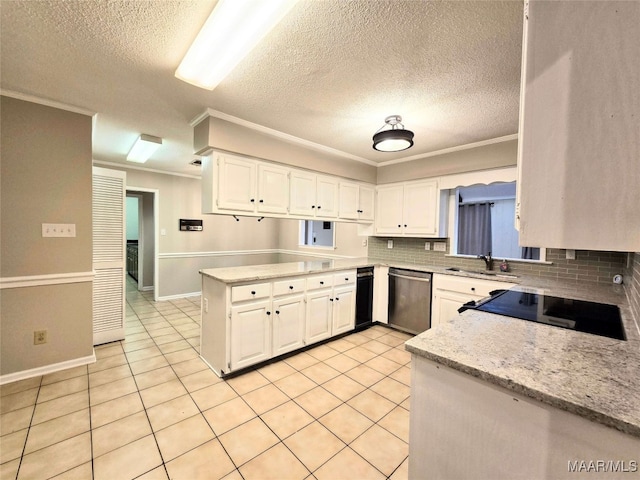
[1,278,412,479]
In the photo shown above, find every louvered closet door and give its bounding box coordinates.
[92,167,126,345]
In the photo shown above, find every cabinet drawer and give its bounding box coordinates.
[231,282,271,302]
[307,274,333,290]
[333,270,356,287]
[434,274,514,298]
[273,278,305,296]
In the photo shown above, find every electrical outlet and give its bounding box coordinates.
[566,249,576,260]
[387,240,393,249]
[361,239,368,247]
[424,242,431,250]
[433,242,446,252]
[34,330,47,345]
[204,298,209,313]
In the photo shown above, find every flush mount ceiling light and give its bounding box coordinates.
[175,0,300,90]
[372,115,415,152]
[126,134,162,163]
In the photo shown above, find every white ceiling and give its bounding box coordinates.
[0,0,523,176]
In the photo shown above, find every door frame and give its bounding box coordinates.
[126,187,160,301]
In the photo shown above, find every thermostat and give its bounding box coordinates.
[179,219,203,231]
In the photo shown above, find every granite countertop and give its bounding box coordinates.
[200,256,640,437]
[199,256,520,284]
[406,282,640,438]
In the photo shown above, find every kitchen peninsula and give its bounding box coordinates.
[405,281,640,479]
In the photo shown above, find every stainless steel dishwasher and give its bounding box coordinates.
[388,268,432,334]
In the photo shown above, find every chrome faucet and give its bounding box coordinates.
[478,252,493,271]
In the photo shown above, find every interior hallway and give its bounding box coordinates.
[1,276,411,479]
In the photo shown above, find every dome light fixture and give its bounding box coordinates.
[372,115,414,152]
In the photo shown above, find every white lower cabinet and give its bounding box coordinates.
[272,294,305,356]
[332,285,356,335]
[431,274,516,328]
[230,299,272,371]
[202,269,357,376]
[306,289,333,344]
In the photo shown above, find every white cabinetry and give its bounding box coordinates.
[257,163,289,214]
[339,182,375,222]
[201,269,357,376]
[217,155,257,212]
[516,1,640,251]
[375,180,444,237]
[272,294,305,357]
[431,274,515,328]
[230,299,271,370]
[290,171,339,218]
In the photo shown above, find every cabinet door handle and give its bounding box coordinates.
[317,205,322,209]
[357,209,363,213]
[404,224,407,227]
[275,310,280,315]
[471,288,475,292]
[250,198,255,203]
[312,205,316,209]
[259,199,264,203]
[320,281,324,285]
[398,224,401,228]
[335,297,340,301]
[251,290,256,295]
[345,278,349,281]
[266,311,271,315]
[289,285,294,290]
[329,298,334,302]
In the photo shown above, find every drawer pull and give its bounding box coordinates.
[471,288,475,292]
[251,290,256,295]
[335,297,340,301]
[345,277,349,281]
[320,281,324,285]
[289,285,294,290]
[329,298,334,302]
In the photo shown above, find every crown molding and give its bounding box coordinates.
[0,89,96,117]
[376,134,519,167]
[191,108,378,167]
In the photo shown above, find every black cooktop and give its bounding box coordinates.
[474,290,625,340]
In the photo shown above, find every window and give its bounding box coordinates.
[299,220,335,248]
[453,183,543,261]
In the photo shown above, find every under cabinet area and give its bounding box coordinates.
[431,274,516,328]
[201,269,356,376]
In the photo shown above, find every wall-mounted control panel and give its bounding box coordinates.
[42,223,76,237]
[179,219,203,231]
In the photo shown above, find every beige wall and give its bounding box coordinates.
[195,116,377,183]
[104,166,282,297]
[376,140,518,184]
[1,96,93,376]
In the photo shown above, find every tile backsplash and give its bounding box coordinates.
[367,237,628,285]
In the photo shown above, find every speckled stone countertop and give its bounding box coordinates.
[200,257,640,437]
[406,282,640,438]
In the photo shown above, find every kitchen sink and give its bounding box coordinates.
[446,267,517,279]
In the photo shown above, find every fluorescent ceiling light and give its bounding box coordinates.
[127,134,162,163]
[175,0,299,90]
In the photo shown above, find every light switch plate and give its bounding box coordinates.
[387,240,393,249]
[424,242,431,250]
[42,223,76,237]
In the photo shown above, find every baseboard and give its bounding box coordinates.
[0,352,97,385]
[156,291,201,301]
[141,285,154,292]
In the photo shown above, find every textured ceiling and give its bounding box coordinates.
[0,0,523,175]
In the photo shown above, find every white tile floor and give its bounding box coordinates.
[0,278,412,479]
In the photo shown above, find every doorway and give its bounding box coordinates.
[126,188,159,299]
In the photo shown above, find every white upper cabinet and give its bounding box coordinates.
[290,171,339,218]
[375,180,443,237]
[217,155,257,212]
[203,151,374,223]
[339,182,375,222]
[257,163,289,214]
[517,0,640,251]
